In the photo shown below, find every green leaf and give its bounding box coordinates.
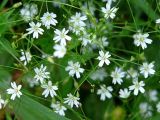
[0,9,15,34]
[131,0,159,20]
[0,37,27,70]
[0,0,8,11]
[0,37,18,57]
[12,95,70,120]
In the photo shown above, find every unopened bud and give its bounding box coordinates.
[22,33,28,38]
[47,56,54,63]
[13,2,22,8]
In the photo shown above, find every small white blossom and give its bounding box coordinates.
[27,78,39,88]
[65,61,84,78]
[126,68,138,79]
[133,32,152,49]
[79,32,91,46]
[69,24,85,35]
[26,75,39,88]
[90,68,107,81]
[51,102,67,116]
[97,50,111,67]
[148,90,158,102]
[97,84,113,101]
[101,3,118,19]
[139,102,152,118]
[53,28,71,46]
[156,102,160,112]
[41,12,58,29]
[0,95,4,109]
[53,44,66,58]
[34,64,50,84]
[64,93,80,108]
[20,50,32,65]
[7,82,22,100]
[69,12,87,26]
[129,80,145,95]
[69,12,87,35]
[119,88,130,98]
[140,62,155,78]
[26,22,44,39]
[41,81,58,98]
[111,67,125,85]
[101,37,109,47]
[20,3,38,22]
[156,19,160,24]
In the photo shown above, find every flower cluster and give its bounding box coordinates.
[2,0,160,119]
[20,3,38,22]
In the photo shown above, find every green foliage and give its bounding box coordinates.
[11,95,69,120]
[1,0,160,120]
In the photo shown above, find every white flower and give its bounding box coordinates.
[111,67,125,85]
[101,37,109,47]
[79,32,91,46]
[51,102,67,116]
[64,93,80,108]
[41,81,58,98]
[139,102,152,118]
[140,62,155,78]
[148,90,158,102]
[69,12,87,26]
[26,22,44,39]
[27,78,39,88]
[90,68,107,81]
[0,95,4,109]
[156,102,160,112]
[41,12,58,29]
[53,44,66,58]
[101,3,118,19]
[119,88,130,98]
[133,32,152,49]
[20,50,32,65]
[20,3,38,22]
[65,61,84,78]
[156,19,160,24]
[69,24,85,35]
[126,68,138,79]
[69,12,87,35]
[7,82,22,100]
[53,28,71,46]
[26,75,39,88]
[97,84,113,101]
[129,80,145,95]
[34,64,50,84]
[97,50,111,67]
